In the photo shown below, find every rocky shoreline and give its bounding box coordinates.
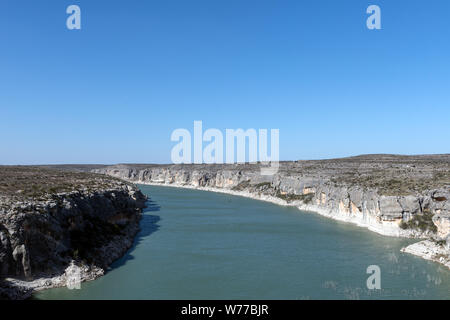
[0,167,147,299]
[92,155,450,270]
[1,156,448,299]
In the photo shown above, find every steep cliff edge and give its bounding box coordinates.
[93,155,450,269]
[0,167,147,299]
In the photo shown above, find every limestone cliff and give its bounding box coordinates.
[93,155,450,268]
[0,167,147,299]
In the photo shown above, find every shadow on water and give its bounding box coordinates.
[107,199,161,271]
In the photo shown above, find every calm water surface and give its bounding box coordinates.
[36,185,450,299]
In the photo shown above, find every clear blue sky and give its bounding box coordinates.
[1,0,449,164]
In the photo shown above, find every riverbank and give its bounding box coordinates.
[91,157,449,270]
[0,167,147,299]
[35,184,450,300]
[133,181,450,269]
[136,181,409,237]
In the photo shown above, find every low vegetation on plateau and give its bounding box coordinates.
[321,154,450,196]
[400,212,437,233]
[0,166,130,208]
[275,192,314,204]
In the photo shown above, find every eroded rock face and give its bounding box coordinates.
[93,159,449,242]
[0,225,13,277]
[91,157,450,269]
[379,197,403,221]
[433,213,450,239]
[12,245,31,279]
[0,181,147,299]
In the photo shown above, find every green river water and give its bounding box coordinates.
[35,185,450,299]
